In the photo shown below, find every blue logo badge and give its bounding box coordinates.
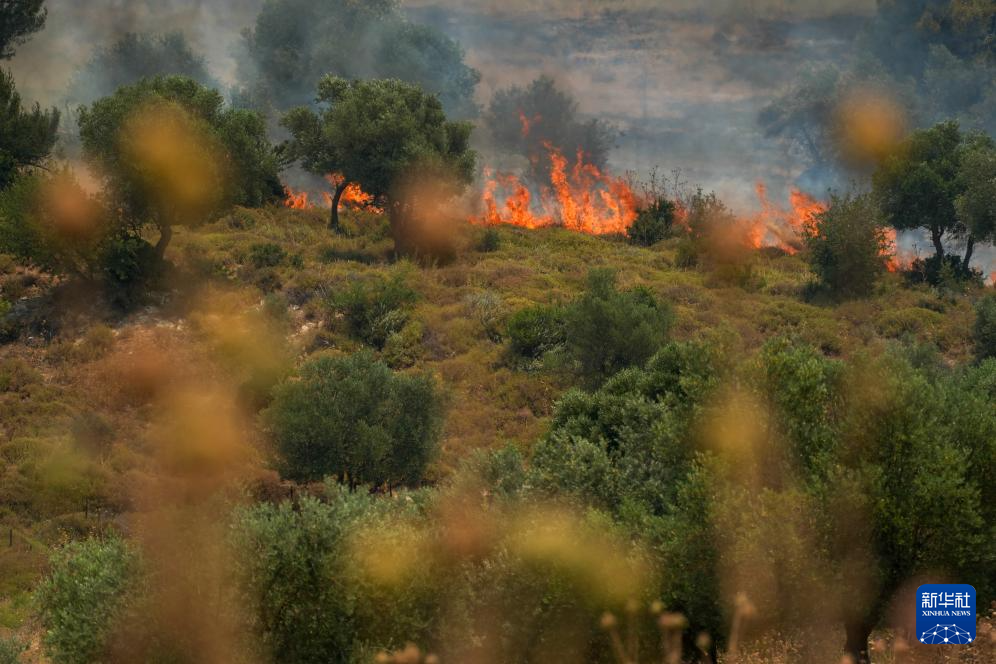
[916,584,976,645]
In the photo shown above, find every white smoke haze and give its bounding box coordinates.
[5,0,993,275]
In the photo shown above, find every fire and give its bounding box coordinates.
[518,110,541,138]
[742,183,825,254]
[479,143,638,235]
[283,188,309,210]
[283,173,381,213]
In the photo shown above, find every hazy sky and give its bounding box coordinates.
[9,0,873,208]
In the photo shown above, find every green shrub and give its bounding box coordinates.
[804,193,889,298]
[382,320,424,369]
[506,304,567,359]
[477,227,501,252]
[627,196,676,246]
[99,234,160,308]
[0,637,25,664]
[35,537,139,664]
[975,294,996,360]
[332,273,418,349]
[264,352,442,486]
[674,237,699,268]
[564,269,674,384]
[465,290,506,343]
[248,242,286,268]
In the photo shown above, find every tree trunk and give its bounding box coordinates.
[154,223,173,261]
[844,618,874,664]
[930,227,944,261]
[963,235,975,273]
[329,180,347,233]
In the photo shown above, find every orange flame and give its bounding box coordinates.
[742,183,825,254]
[478,144,638,235]
[283,173,381,214]
[283,188,309,210]
[519,110,541,138]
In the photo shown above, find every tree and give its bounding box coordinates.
[0,68,59,190]
[281,76,475,253]
[0,0,46,60]
[78,76,283,260]
[264,352,442,487]
[872,121,990,271]
[35,537,139,664]
[240,0,479,118]
[628,196,677,246]
[955,140,996,250]
[564,268,674,385]
[975,294,996,361]
[804,193,891,298]
[67,32,216,105]
[484,75,614,188]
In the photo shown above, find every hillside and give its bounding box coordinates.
[1,203,988,648]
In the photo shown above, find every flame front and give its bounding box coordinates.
[743,183,825,255]
[479,143,638,235]
[283,173,381,213]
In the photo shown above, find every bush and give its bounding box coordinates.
[0,637,25,664]
[264,352,442,486]
[627,196,676,246]
[477,227,501,252]
[975,294,996,360]
[564,269,674,384]
[506,304,567,359]
[332,273,418,349]
[35,537,139,664]
[674,237,699,268]
[99,234,160,308]
[804,193,889,298]
[248,242,286,268]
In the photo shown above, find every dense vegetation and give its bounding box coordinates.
[0,2,995,664]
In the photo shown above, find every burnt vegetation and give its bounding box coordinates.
[1,2,996,664]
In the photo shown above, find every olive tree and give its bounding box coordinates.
[281,76,475,253]
[264,351,443,487]
[77,75,283,260]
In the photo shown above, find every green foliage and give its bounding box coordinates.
[67,32,216,105]
[241,0,479,117]
[0,172,145,299]
[532,341,717,514]
[628,197,677,247]
[0,0,46,60]
[332,272,418,349]
[0,69,59,190]
[281,76,476,252]
[476,227,501,252]
[248,242,286,268]
[35,537,139,664]
[873,121,994,274]
[231,488,434,664]
[505,304,566,360]
[382,319,424,369]
[98,234,160,308]
[0,637,23,664]
[231,494,367,664]
[264,352,442,486]
[974,294,996,360]
[955,139,996,245]
[564,269,675,385]
[78,75,283,259]
[804,193,890,297]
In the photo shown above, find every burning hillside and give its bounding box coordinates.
[284,173,382,214]
[478,143,639,235]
